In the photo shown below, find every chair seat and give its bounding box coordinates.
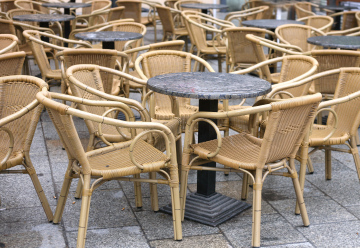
[45,69,62,80]
[174,27,188,36]
[0,151,23,171]
[199,46,226,54]
[191,132,262,170]
[87,139,167,179]
[19,43,52,56]
[127,70,144,89]
[141,16,151,25]
[309,124,350,146]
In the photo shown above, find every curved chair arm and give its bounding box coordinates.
[275,25,326,47]
[296,16,334,32]
[0,127,14,167]
[246,34,303,53]
[0,40,18,55]
[327,27,360,36]
[13,21,56,35]
[294,5,316,16]
[310,108,338,142]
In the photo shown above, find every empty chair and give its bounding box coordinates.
[0,75,52,221]
[180,93,322,247]
[37,88,182,248]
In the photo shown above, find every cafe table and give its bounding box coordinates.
[12,14,75,42]
[307,36,360,49]
[148,72,271,226]
[74,31,143,50]
[42,2,91,39]
[180,3,228,15]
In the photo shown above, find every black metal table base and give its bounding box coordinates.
[160,192,251,226]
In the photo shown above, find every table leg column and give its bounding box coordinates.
[40,22,50,43]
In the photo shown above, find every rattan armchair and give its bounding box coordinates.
[134,50,215,132]
[56,48,128,96]
[0,75,52,221]
[330,11,358,30]
[116,0,158,42]
[37,88,182,248]
[180,93,322,247]
[297,15,334,33]
[72,8,110,30]
[225,6,270,26]
[241,0,275,19]
[14,0,62,14]
[223,27,275,73]
[275,24,326,52]
[0,0,16,15]
[124,40,185,97]
[294,2,332,19]
[108,6,125,21]
[0,51,25,75]
[23,30,92,86]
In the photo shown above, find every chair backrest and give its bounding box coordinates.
[0,0,16,12]
[224,27,270,68]
[328,68,360,136]
[310,50,360,95]
[91,0,111,12]
[294,2,314,19]
[116,0,141,22]
[148,40,184,51]
[59,49,123,94]
[275,24,325,52]
[156,5,175,34]
[356,11,360,27]
[174,0,200,12]
[225,6,269,25]
[241,0,274,19]
[108,6,125,21]
[0,75,48,162]
[0,34,19,54]
[339,11,358,30]
[164,0,177,8]
[14,0,49,13]
[183,15,208,51]
[297,15,333,33]
[135,50,214,113]
[0,19,16,36]
[259,93,321,165]
[0,51,25,76]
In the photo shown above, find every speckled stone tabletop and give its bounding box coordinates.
[180,3,228,9]
[42,2,91,8]
[74,31,143,42]
[147,72,271,100]
[12,14,75,22]
[319,5,352,11]
[307,36,360,49]
[242,19,304,30]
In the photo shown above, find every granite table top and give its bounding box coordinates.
[180,3,228,9]
[74,31,143,42]
[147,72,271,100]
[319,5,352,11]
[12,14,75,22]
[42,2,91,8]
[242,19,304,30]
[307,36,360,49]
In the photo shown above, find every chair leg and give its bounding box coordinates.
[149,172,159,211]
[54,160,74,223]
[252,169,263,248]
[180,153,190,220]
[325,146,331,180]
[176,137,183,178]
[169,167,183,240]
[24,153,53,222]
[307,156,314,174]
[74,179,83,199]
[76,174,92,248]
[217,55,222,73]
[296,144,308,215]
[241,173,249,200]
[134,174,143,208]
[350,137,360,181]
[289,158,310,227]
[356,130,360,146]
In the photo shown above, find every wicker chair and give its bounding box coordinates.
[116,0,158,42]
[180,93,322,247]
[295,68,360,216]
[72,8,110,30]
[164,0,177,8]
[56,49,128,96]
[225,6,270,26]
[37,88,182,248]
[134,50,214,132]
[241,0,275,19]
[14,0,62,14]
[183,14,226,72]
[223,27,275,73]
[294,2,332,19]
[275,24,325,52]
[108,6,125,21]
[174,0,200,12]
[23,30,92,86]
[297,15,334,33]
[326,26,360,36]
[0,75,52,221]
[0,34,19,54]
[124,40,185,97]
[330,11,358,30]
[0,51,26,75]
[156,6,188,50]
[356,11,360,26]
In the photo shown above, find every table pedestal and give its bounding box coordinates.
[40,22,50,43]
[103,41,115,50]
[160,99,251,226]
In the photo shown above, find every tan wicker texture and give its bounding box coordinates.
[0,0,16,12]
[108,6,125,21]
[294,2,316,18]
[0,75,52,221]
[0,34,19,54]
[0,51,25,76]
[297,15,334,33]
[36,89,182,248]
[330,11,358,30]
[241,0,275,19]
[180,93,322,247]
[225,6,270,26]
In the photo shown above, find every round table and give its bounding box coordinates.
[307,36,360,49]
[242,19,305,31]
[74,31,143,50]
[12,14,75,42]
[42,3,91,41]
[180,3,228,14]
[148,72,271,226]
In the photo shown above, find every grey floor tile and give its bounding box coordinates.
[0,206,55,223]
[66,226,149,248]
[346,205,360,220]
[298,220,360,248]
[149,234,232,248]
[264,242,314,248]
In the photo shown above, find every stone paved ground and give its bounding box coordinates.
[1,10,360,248]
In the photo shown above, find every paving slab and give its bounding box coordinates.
[149,234,232,248]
